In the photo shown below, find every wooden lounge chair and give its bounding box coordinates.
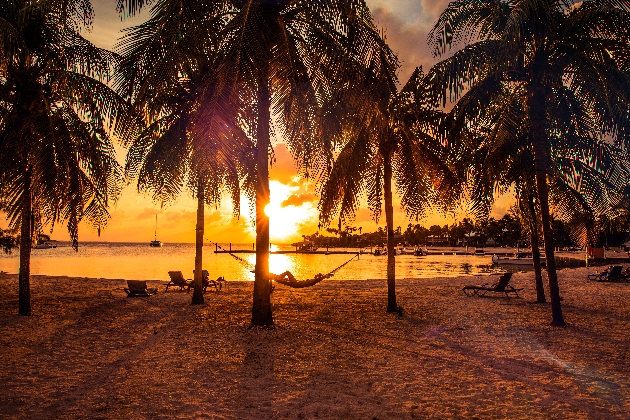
[462,272,522,299]
[124,280,158,297]
[589,265,626,282]
[190,270,225,292]
[165,271,192,292]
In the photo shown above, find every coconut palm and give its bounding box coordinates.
[0,0,126,315]
[318,67,461,313]
[451,89,630,302]
[115,4,253,304]
[428,0,630,326]
[117,0,393,325]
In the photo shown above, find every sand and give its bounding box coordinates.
[0,266,629,419]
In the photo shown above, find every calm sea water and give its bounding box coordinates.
[0,242,584,281]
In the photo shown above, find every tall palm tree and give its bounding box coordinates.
[319,67,460,313]
[115,3,252,304]
[428,0,630,326]
[0,0,126,315]
[117,0,392,326]
[450,86,630,303]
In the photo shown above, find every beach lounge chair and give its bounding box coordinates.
[589,265,626,282]
[165,271,192,292]
[124,280,158,297]
[462,272,522,299]
[190,270,225,292]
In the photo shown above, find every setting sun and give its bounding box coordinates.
[264,181,318,243]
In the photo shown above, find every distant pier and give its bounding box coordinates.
[213,249,360,255]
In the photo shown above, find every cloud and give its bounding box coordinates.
[370,1,451,82]
[280,193,317,208]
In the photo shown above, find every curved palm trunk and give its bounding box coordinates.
[192,179,205,305]
[528,86,565,326]
[18,169,32,316]
[252,62,273,326]
[528,194,546,303]
[383,150,397,312]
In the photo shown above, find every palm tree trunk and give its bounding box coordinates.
[18,169,32,316]
[383,149,397,312]
[528,194,546,303]
[528,86,565,326]
[192,178,205,305]
[252,62,273,326]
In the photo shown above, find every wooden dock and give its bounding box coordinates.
[213,249,360,255]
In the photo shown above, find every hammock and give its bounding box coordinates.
[270,253,359,288]
[207,239,358,288]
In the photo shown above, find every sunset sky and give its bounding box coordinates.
[2,0,513,244]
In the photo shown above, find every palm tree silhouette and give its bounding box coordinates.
[116,0,392,325]
[115,3,252,305]
[319,67,460,313]
[0,0,127,315]
[428,0,630,326]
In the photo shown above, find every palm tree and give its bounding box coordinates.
[319,67,460,313]
[115,4,252,304]
[428,0,630,326]
[452,93,630,303]
[117,0,393,326]
[0,0,126,315]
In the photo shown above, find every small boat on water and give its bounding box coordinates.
[473,248,486,256]
[373,245,387,256]
[492,252,545,266]
[298,241,318,252]
[150,214,162,247]
[413,247,427,256]
[35,241,57,249]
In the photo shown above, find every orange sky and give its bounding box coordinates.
[1,0,515,244]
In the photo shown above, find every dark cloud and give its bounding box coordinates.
[280,193,317,208]
[371,1,451,82]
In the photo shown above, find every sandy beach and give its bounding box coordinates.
[0,267,628,419]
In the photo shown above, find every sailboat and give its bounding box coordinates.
[149,214,162,247]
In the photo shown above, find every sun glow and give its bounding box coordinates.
[264,181,318,243]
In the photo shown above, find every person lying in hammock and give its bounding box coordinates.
[269,271,327,284]
[269,271,332,288]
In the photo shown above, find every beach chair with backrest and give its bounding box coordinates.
[190,269,224,292]
[165,271,192,292]
[588,265,614,281]
[590,265,625,282]
[124,280,158,297]
[462,272,522,299]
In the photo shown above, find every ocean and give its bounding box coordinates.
[0,242,512,281]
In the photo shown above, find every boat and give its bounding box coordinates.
[492,252,545,266]
[373,245,387,256]
[35,241,56,249]
[149,214,162,247]
[413,247,427,256]
[400,247,415,255]
[299,241,318,252]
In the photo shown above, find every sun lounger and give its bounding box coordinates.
[190,270,225,292]
[124,280,158,297]
[165,271,192,292]
[589,265,626,282]
[462,272,522,299]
